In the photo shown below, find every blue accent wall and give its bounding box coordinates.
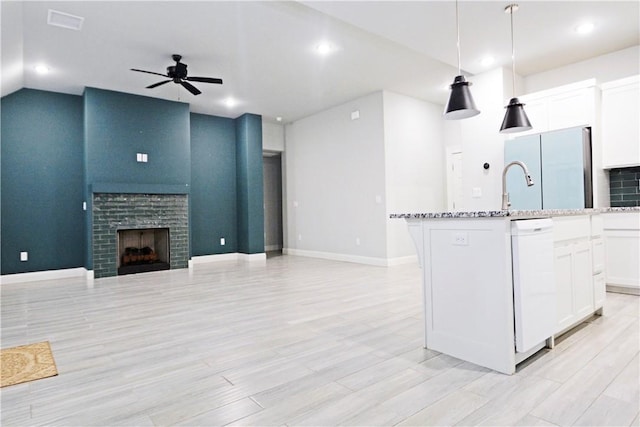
[1,89,84,274]
[84,88,191,188]
[2,87,264,276]
[236,113,265,254]
[190,113,238,256]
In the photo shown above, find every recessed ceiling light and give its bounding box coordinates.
[224,97,236,108]
[47,9,84,31]
[575,22,594,35]
[481,56,495,67]
[315,42,334,55]
[35,65,50,74]
[276,117,283,122]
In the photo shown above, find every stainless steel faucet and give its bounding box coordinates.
[502,160,534,210]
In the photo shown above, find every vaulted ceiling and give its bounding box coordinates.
[2,1,638,123]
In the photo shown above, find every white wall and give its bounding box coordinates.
[0,1,24,97]
[262,121,285,152]
[383,91,445,260]
[446,68,510,211]
[525,46,640,94]
[284,92,388,263]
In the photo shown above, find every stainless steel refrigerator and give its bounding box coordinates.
[504,126,593,210]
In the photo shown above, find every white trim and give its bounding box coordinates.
[600,75,639,90]
[239,253,267,263]
[189,252,267,266]
[190,253,240,265]
[284,248,396,267]
[386,255,418,266]
[1,267,90,285]
[606,277,640,288]
[606,284,640,296]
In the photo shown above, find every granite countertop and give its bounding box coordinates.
[390,206,640,219]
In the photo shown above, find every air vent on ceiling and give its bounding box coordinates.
[47,9,84,31]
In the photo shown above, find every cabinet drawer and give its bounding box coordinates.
[553,216,591,242]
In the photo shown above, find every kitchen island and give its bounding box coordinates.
[390,208,625,374]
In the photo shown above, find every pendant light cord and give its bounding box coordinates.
[510,4,516,97]
[456,0,461,75]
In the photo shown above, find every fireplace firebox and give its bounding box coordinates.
[117,228,170,275]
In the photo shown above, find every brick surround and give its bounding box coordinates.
[92,193,189,278]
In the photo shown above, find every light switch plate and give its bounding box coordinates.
[472,187,482,198]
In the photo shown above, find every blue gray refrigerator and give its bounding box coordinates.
[504,126,593,210]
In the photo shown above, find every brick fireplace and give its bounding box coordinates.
[92,193,189,278]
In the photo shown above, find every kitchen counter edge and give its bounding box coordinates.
[389,207,640,219]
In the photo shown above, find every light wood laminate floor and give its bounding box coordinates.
[1,255,638,426]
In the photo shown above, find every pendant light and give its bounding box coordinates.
[500,4,532,133]
[443,0,480,120]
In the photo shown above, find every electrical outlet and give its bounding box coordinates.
[452,232,468,246]
[20,251,28,262]
[356,237,361,246]
[220,237,225,246]
[298,234,302,241]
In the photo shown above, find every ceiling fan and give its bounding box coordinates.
[131,54,223,96]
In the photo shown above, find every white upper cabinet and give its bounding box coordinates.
[601,76,640,168]
[518,79,597,136]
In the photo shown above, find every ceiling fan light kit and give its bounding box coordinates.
[500,4,532,134]
[131,54,222,96]
[443,0,480,120]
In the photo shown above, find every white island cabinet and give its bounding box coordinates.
[396,210,605,375]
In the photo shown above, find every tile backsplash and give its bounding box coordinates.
[609,166,640,207]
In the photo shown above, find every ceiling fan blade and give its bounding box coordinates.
[186,76,223,84]
[131,68,169,78]
[180,81,201,95]
[146,80,172,89]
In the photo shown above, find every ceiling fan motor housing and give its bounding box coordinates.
[167,62,188,80]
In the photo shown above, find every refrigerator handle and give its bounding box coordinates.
[583,127,593,209]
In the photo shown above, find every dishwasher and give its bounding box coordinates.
[511,218,556,353]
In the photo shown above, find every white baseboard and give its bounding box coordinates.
[386,255,418,266]
[283,248,415,267]
[190,252,267,266]
[607,284,640,296]
[1,267,91,285]
[239,253,267,263]
[190,253,240,265]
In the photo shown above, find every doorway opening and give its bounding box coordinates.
[263,152,283,257]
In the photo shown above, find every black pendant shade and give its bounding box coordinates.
[499,97,532,133]
[443,75,480,120]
